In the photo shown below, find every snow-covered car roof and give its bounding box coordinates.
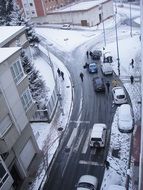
[112,87,125,95]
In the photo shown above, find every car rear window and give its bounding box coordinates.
[117,95,125,99]
[78,182,94,189]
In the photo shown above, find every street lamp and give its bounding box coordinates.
[46,44,56,81]
[114,1,120,76]
[101,4,106,47]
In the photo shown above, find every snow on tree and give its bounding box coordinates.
[20,51,49,109]
[0,0,13,25]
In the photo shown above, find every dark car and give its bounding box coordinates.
[90,50,102,60]
[93,77,105,92]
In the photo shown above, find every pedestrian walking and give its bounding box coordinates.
[80,72,84,82]
[130,59,134,68]
[57,68,61,77]
[61,71,64,80]
[104,160,110,170]
[130,75,134,84]
[106,81,110,92]
[83,62,89,69]
[86,51,89,59]
[89,51,93,57]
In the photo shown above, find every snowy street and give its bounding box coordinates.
[29,3,141,190]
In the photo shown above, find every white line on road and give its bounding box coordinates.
[79,160,104,166]
[82,130,91,154]
[69,120,90,124]
[73,130,85,152]
[66,128,77,148]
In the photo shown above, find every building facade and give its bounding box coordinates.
[0,26,40,190]
[16,0,47,18]
[33,0,113,27]
[16,0,80,17]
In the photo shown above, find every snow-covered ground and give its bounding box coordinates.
[30,3,141,190]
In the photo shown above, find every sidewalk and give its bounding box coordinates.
[20,46,73,190]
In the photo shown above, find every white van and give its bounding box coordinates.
[101,63,113,75]
[90,123,107,148]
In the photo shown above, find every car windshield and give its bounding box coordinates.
[78,182,95,189]
[95,78,102,85]
[89,64,96,69]
[117,95,125,99]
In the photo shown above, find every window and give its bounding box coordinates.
[21,88,33,111]
[0,162,9,188]
[11,60,24,84]
[30,3,33,6]
[16,38,21,47]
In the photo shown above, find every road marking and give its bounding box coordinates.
[82,130,91,154]
[79,160,104,166]
[69,120,90,124]
[66,128,77,149]
[73,130,85,152]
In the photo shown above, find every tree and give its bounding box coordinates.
[20,51,49,109]
[0,0,40,45]
[0,0,13,25]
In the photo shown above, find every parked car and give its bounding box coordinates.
[61,24,71,30]
[108,185,126,190]
[101,63,113,75]
[112,86,127,104]
[76,175,98,190]
[118,104,133,133]
[90,123,107,148]
[93,77,105,92]
[90,50,102,60]
[88,63,98,73]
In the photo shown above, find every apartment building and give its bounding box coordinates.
[0,26,40,190]
[16,0,75,18]
[16,0,47,18]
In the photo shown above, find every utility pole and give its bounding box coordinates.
[114,1,120,76]
[100,4,106,48]
[102,4,106,47]
[130,2,132,37]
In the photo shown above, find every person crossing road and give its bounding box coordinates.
[80,72,84,82]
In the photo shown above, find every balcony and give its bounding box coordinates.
[0,115,19,154]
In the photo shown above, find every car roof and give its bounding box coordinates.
[119,104,131,115]
[108,185,126,190]
[78,175,98,186]
[91,124,106,138]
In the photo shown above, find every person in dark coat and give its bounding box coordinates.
[104,160,110,170]
[130,59,134,68]
[61,71,64,80]
[106,81,110,92]
[57,68,61,77]
[80,72,84,82]
[130,75,134,84]
[86,51,89,58]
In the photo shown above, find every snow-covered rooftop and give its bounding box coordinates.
[0,47,21,64]
[53,0,108,12]
[0,26,25,47]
